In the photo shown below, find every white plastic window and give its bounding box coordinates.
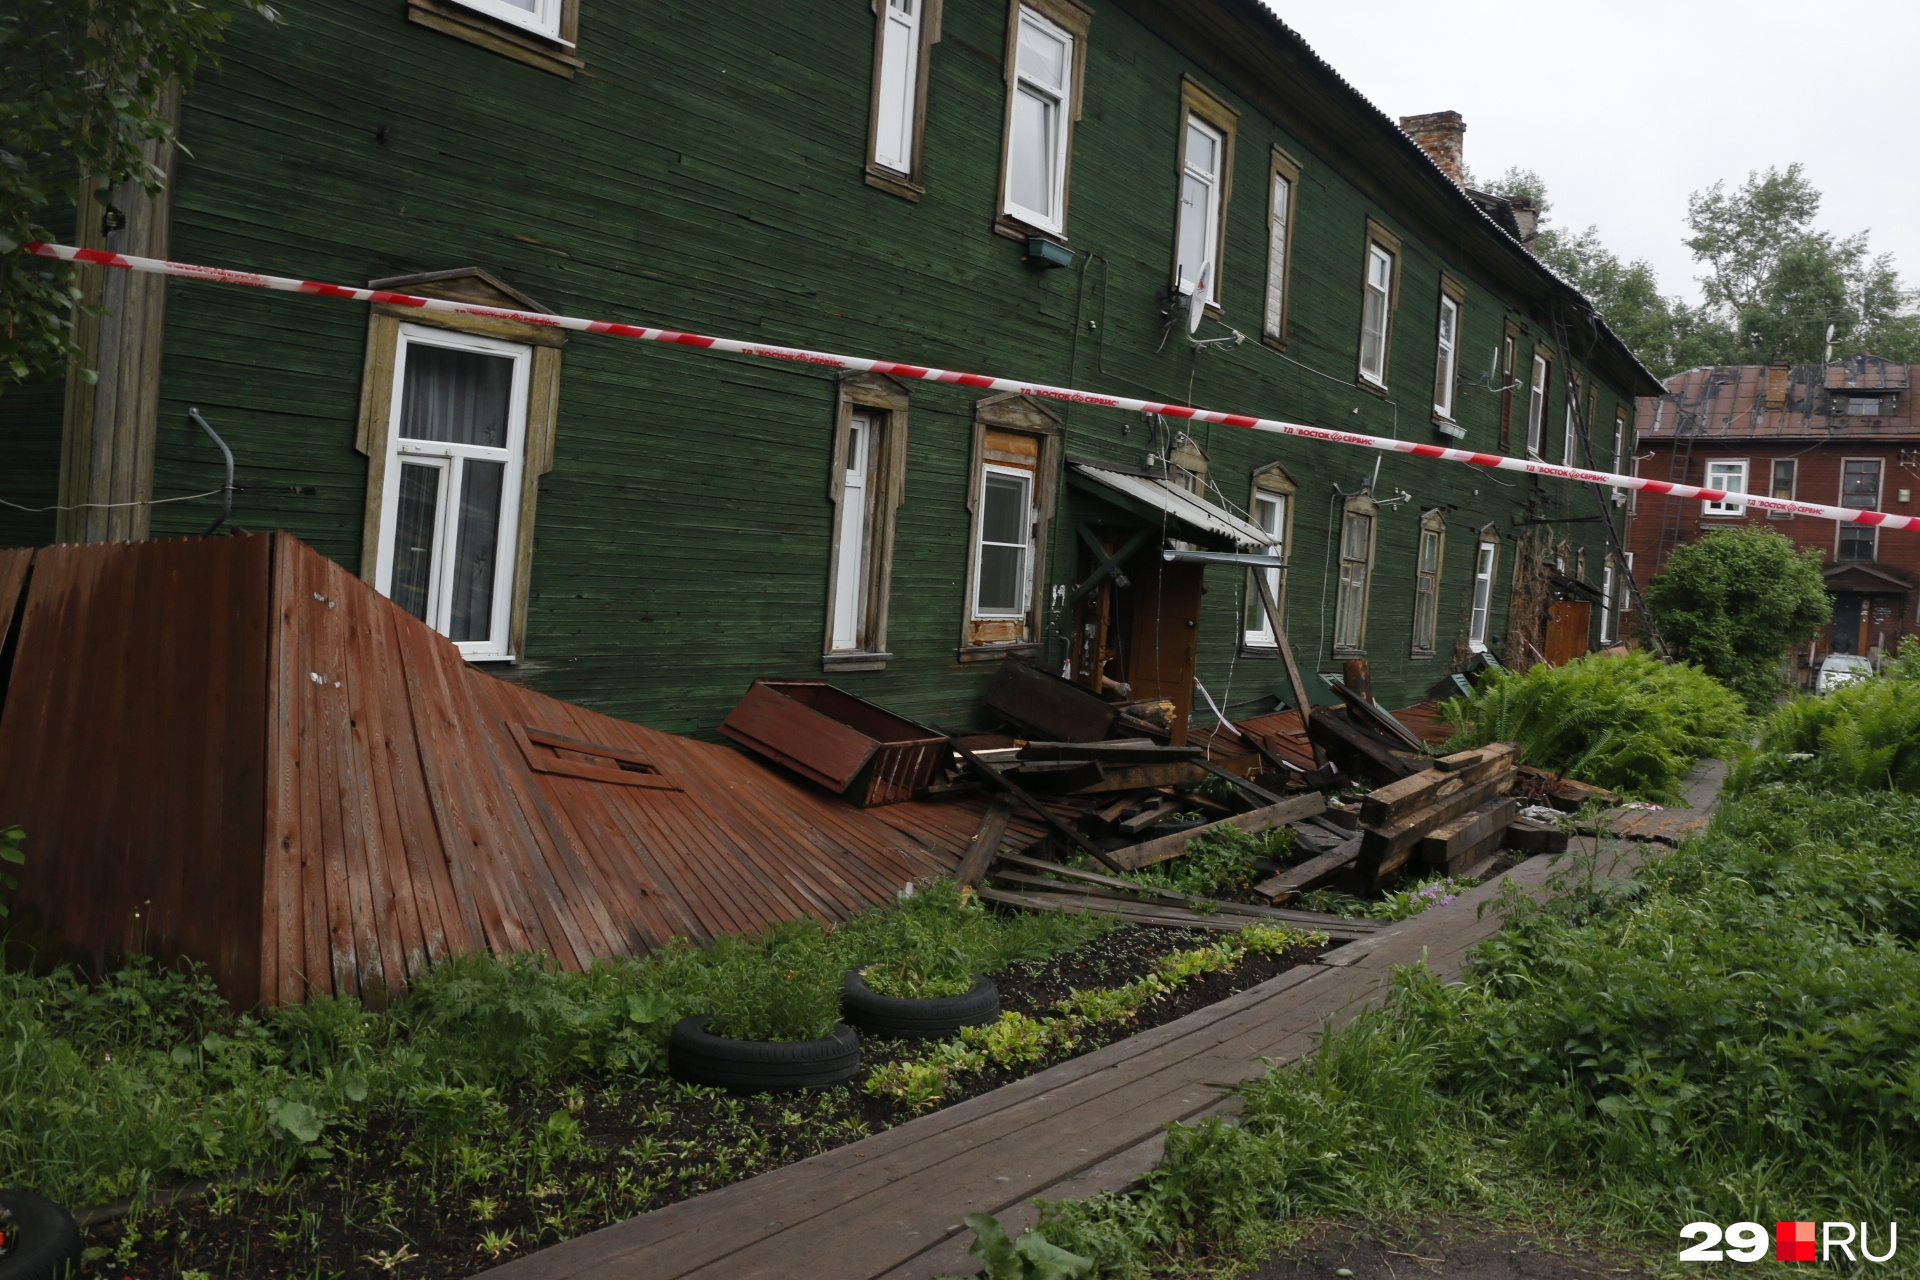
[1526,354,1549,456]
[873,0,923,175]
[1702,459,1748,516]
[375,325,530,660]
[973,464,1034,617]
[1468,539,1497,651]
[1242,490,1287,647]
[1432,295,1459,419]
[1358,245,1394,385]
[1563,394,1581,465]
[1599,559,1616,643]
[830,411,878,651]
[449,0,563,40]
[1176,117,1224,299]
[1003,7,1073,233]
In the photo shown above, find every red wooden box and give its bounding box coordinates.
[719,680,947,807]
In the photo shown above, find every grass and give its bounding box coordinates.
[1734,637,1920,796]
[1120,823,1293,899]
[1441,650,1747,802]
[0,878,1109,1209]
[1012,780,1920,1276]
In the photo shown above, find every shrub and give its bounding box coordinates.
[1122,823,1291,898]
[1441,651,1746,801]
[1642,525,1829,712]
[1733,638,1920,793]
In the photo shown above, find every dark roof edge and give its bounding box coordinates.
[1144,0,1665,398]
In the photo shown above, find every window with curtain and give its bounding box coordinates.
[1358,244,1394,385]
[1333,502,1375,653]
[376,327,529,659]
[830,410,879,652]
[1002,6,1074,233]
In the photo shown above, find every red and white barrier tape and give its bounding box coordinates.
[26,241,1918,533]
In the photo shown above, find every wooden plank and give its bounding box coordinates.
[1504,817,1570,854]
[989,848,1382,931]
[1117,795,1180,833]
[1357,772,1518,888]
[719,681,879,793]
[1416,797,1519,871]
[1070,761,1208,793]
[1307,708,1422,785]
[1196,757,1284,806]
[1107,792,1325,871]
[984,660,1118,743]
[1248,565,1319,764]
[951,739,1123,872]
[985,868,1374,936]
[1359,743,1519,826]
[954,795,1017,888]
[1252,838,1362,901]
[1328,679,1428,753]
[1016,740,1200,763]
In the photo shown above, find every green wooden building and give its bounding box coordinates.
[2,0,1660,740]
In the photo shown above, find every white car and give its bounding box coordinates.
[1814,654,1874,694]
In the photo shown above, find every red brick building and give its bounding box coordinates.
[1627,354,1919,680]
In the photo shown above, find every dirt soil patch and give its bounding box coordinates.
[77,925,1327,1280]
[1252,1218,1655,1280]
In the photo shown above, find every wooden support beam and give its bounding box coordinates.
[1062,527,1153,609]
[1196,758,1285,807]
[1252,838,1362,901]
[1359,743,1518,827]
[1106,792,1325,871]
[954,794,1018,888]
[1250,566,1321,766]
[950,739,1126,873]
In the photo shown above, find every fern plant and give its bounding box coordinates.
[1734,642,1920,794]
[1441,652,1746,802]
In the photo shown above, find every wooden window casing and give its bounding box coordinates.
[994,0,1091,243]
[1172,78,1238,307]
[406,0,583,77]
[1332,493,1378,655]
[865,0,943,200]
[355,269,562,664]
[1262,147,1301,346]
[1525,348,1551,457]
[1411,508,1446,658]
[824,373,910,671]
[960,393,1060,657]
[1242,462,1295,651]
[1767,456,1796,520]
[1356,219,1402,389]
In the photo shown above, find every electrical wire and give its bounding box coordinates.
[0,489,223,514]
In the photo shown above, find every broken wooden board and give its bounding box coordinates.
[986,868,1376,932]
[1504,816,1570,854]
[1016,740,1200,764]
[1417,796,1520,873]
[1517,764,1619,812]
[1071,761,1210,794]
[987,851,1382,929]
[1359,743,1519,827]
[954,795,1019,888]
[1252,837,1362,902]
[1356,771,1518,888]
[1583,806,1709,845]
[1308,708,1425,786]
[1106,793,1326,871]
[975,885,1378,941]
[985,660,1118,743]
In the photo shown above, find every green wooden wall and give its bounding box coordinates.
[5,0,1639,737]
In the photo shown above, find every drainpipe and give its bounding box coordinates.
[189,408,234,537]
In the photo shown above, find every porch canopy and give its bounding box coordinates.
[1067,457,1281,565]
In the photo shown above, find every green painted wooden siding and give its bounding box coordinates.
[8,0,1633,735]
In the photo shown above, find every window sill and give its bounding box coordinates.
[1239,639,1281,658]
[822,650,893,672]
[406,0,583,77]
[864,167,924,202]
[463,652,519,666]
[993,215,1067,247]
[1332,647,1367,659]
[1431,417,1465,439]
[1409,650,1437,661]
[955,641,1041,664]
[1355,375,1389,399]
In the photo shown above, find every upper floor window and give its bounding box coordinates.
[1357,239,1396,386]
[1263,149,1300,344]
[1498,321,1520,452]
[1000,2,1088,236]
[1562,376,1583,465]
[1432,285,1462,422]
[1845,394,1896,416]
[1767,457,1796,520]
[867,0,939,195]
[454,0,562,41]
[1173,80,1236,304]
[1838,458,1884,561]
[1701,458,1747,516]
[1525,351,1550,456]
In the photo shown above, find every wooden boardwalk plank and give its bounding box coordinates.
[479,854,1573,1280]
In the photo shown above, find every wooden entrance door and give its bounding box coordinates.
[1118,556,1203,743]
[1829,592,1866,655]
[1543,601,1592,668]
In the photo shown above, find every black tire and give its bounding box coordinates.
[0,1190,80,1280]
[840,968,1000,1039]
[667,1016,861,1092]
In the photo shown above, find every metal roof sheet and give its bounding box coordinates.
[1069,460,1278,550]
[1636,359,1919,442]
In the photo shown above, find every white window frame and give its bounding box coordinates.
[1175,115,1225,299]
[373,324,531,661]
[971,462,1036,620]
[1600,559,1617,643]
[1242,488,1289,649]
[872,0,925,177]
[1837,457,1884,561]
[1563,391,1581,465]
[1432,294,1460,420]
[1766,456,1796,520]
[1262,151,1298,342]
[829,410,879,652]
[449,0,564,41]
[1001,5,1075,235]
[1468,535,1498,652]
[1701,459,1748,517]
[1526,353,1549,457]
[1358,243,1395,387]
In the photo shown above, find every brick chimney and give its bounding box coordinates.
[1399,111,1466,186]
[1506,195,1540,250]
[1766,361,1791,409]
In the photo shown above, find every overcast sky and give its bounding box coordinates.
[1272,0,1920,307]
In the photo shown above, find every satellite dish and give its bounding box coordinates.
[1186,260,1213,335]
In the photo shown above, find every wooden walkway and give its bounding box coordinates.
[481,848,1626,1280]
